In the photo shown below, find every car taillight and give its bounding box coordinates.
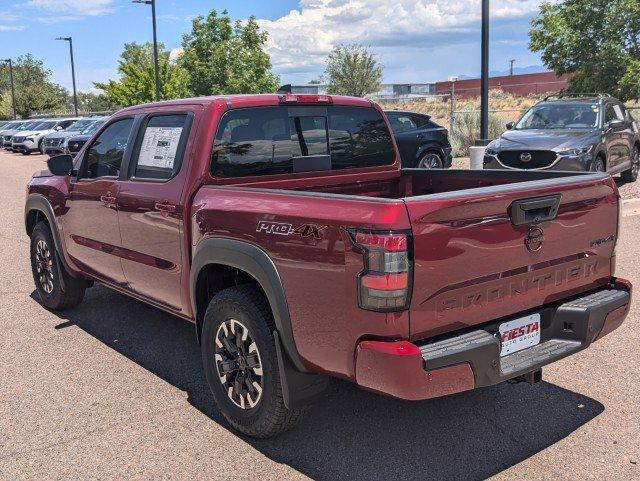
[442,128,449,137]
[350,230,411,312]
[278,94,333,104]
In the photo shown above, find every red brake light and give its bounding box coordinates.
[351,230,411,312]
[442,128,449,137]
[278,94,333,104]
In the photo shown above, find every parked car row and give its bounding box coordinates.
[0,116,108,156]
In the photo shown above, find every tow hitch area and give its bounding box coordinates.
[509,368,542,386]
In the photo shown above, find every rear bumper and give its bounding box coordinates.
[355,278,631,401]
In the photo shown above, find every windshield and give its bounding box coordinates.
[80,120,105,135]
[67,119,96,131]
[34,121,57,130]
[17,121,42,131]
[515,103,600,130]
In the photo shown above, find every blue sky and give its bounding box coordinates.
[0,0,549,93]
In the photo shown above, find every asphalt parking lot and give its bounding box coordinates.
[1,149,639,481]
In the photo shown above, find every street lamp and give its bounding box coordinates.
[133,0,161,102]
[2,59,17,119]
[55,37,78,116]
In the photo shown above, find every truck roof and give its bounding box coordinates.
[116,94,374,115]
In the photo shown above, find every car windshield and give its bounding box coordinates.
[17,121,42,131]
[34,121,57,130]
[66,119,96,131]
[80,120,104,135]
[515,103,600,130]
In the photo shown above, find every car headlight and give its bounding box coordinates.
[25,136,36,142]
[485,145,500,156]
[558,146,593,157]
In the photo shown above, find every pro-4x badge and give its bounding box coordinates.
[256,221,326,240]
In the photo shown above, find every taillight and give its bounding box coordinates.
[278,94,333,104]
[350,230,411,312]
[442,128,449,137]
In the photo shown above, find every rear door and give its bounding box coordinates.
[116,111,196,311]
[404,175,619,341]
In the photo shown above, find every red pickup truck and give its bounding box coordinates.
[26,94,632,438]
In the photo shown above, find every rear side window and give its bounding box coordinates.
[387,114,417,133]
[211,105,394,177]
[82,118,134,179]
[328,106,395,170]
[130,114,191,180]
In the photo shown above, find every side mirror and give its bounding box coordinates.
[506,121,515,130]
[607,119,625,131]
[47,154,74,176]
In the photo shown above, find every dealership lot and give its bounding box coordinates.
[1,149,639,480]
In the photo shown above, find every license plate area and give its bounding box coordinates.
[499,313,541,357]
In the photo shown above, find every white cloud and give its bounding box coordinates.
[0,25,26,31]
[24,0,115,17]
[257,0,548,82]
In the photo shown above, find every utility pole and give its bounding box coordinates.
[133,0,161,102]
[448,76,458,135]
[3,59,17,119]
[509,59,515,76]
[479,0,489,144]
[55,37,78,116]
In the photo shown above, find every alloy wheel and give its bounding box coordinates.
[418,153,443,169]
[35,239,54,294]
[214,318,264,410]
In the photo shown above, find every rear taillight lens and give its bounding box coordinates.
[350,230,411,312]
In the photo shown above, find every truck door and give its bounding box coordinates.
[63,117,135,284]
[115,111,196,312]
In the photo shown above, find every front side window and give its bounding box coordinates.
[81,118,134,179]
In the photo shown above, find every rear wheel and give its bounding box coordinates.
[418,151,443,169]
[201,285,306,438]
[589,156,606,172]
[30,222,86,310]
[621,145,639,182]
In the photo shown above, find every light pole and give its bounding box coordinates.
[479,0,489,144]
[55,37,78,116]
[448,76,458,135]
[509,59,515,76]
[133,0,161,102]
[2,59,17,119]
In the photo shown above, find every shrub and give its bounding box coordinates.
[450,111,504,157]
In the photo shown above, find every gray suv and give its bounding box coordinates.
[484,94,639,182]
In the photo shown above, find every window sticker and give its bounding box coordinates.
[137,126,183,169]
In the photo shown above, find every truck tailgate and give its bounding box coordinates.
[404,174,619,341]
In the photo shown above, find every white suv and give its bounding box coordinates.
[11,118,79,155]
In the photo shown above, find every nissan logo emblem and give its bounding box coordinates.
[525,225,544,252]
[520,152,533,162]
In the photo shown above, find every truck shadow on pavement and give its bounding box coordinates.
[41,286,604,481]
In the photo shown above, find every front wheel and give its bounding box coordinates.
[621,145,639,182]
[589,156,606,172]
[201,285,306,438]
[30,222,86,310]
[418,151,443,169]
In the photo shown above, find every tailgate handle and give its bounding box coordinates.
[508,194,561,226]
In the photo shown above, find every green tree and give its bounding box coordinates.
[529,0,640,101]
[94,42,190,107]
[324,44,383,97]
[180,9,279,95]
[0,55,67,118]
[76,92,119,113]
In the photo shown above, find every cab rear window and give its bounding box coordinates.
[211,105,394,177]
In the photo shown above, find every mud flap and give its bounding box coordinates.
[274,330,328,410]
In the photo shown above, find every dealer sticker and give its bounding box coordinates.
[499,313,541,357]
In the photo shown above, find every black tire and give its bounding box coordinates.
[39,140,44,155]
[201,285,306,438]
[30,222,86,310]
[621,145,639,183]
[589,156,606,172]
[417,151,443,169]
[22,150,30,156]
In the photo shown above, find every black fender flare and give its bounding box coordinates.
[190,237,308,373]
[25,193,73,274]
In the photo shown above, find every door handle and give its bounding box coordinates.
[154,202,176,217]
